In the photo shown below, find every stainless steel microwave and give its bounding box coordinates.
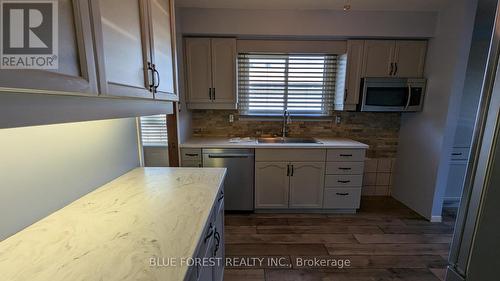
[359,78,427,112]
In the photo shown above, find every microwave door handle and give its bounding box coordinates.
[405,85,412,110]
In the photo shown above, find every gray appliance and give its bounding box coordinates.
[203,149,254,211]
[446,0,500,280]
[360,78,426,112]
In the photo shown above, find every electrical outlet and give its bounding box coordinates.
[335,115,342,125]
[229,114,234,123]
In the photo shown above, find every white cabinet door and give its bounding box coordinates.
[213,201,224,281]
[185,38,212,104]
[255,162,290,209]
[344,40,364,110]
[394,41,427,78]
[211,38,236,107]
[362,40,395,78]
[148,0,177,100]
[289,162,325,208]
[91,0,153,99]
[0,0,98,95]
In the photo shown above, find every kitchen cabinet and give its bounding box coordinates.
[180,148,203,167]
[185,38,237,109]
[362,40,427,78]
[90,0,177,100]
[343,40,365,111]
[148,0,177,100]
[255,162,290,209]
[186,188,224,281]
[323,148,365,210]
[289,162,325,208]
[255,149,326,210]
[362,40,396,78]
[0,0,98,95]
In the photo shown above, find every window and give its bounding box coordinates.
[238,53,342,116]
[139,115,168,146]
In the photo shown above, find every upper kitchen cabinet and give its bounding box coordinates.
[0,0,98,96]
[343,40,365,111]
[393,41,427,77]
[185,37,237,109]
[362,40,395,78]
[90,0,177,100]
[147,0,177,101]
[90,0,153,99]
[362,40,427,78]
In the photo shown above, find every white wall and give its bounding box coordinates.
[180,8,438,38]
[392,0,478,220]
[0,118,140,240]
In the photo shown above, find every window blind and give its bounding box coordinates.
[140,115,168,146]
[238,53,339,116]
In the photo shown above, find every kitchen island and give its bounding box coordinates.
[0,167,226,281]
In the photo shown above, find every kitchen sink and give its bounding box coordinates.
[257,137,322,144]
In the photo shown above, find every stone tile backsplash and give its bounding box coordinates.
[363,158,396,196]
[191,110,401,158]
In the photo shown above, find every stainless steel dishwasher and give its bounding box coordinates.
[203,149,254,211]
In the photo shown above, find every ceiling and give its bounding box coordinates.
[176,0,450,11]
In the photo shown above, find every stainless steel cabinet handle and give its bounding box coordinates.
[338,180,351,183]
[185,153,198,157]
[338,167,352,170]
[389,63,394,76]
[452,153,463,156]
[394,62,398,76]
[208,88,212,100]
[287,164,290,176]
[207,154,252,158]
[339,154,353,157]
[213,88,216,100]
[291,165,294,176]
[336,192,350,196]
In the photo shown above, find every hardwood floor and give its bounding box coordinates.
[224,197,456,281]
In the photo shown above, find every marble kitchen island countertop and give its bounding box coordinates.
[0,167,227,281]
[180,136,369,149]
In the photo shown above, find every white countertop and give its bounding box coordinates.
[180,137,369,149]
[0,167,226,281]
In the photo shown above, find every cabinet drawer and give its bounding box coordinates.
[323,188,361,209]
[256,149,326,162]
[450,147,470,161]
[325,175,363,187]
[327,149,365,162]
[181,148,202,162]
[326,162,364,175]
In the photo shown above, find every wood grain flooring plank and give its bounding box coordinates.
[224,269,266,281]
[226,244,329,256]
[226,233,356,244]
[325,243,451,256]
[354,234,452,244]
[257,225,383,234]
[289,255,446,269]
[380,225,454,234]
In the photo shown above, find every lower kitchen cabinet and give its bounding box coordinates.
[255,162,290,209]
[185,188,224,281]
[255,161,326,209]
[289,162,325,208]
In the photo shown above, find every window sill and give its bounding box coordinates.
[238,115,335,122]
[142,144,168,148]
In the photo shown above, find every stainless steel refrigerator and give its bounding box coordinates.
[447,0,500,279]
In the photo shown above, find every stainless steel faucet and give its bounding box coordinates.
[281,110,291,138]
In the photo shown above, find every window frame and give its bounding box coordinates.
[237,53,340,117]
